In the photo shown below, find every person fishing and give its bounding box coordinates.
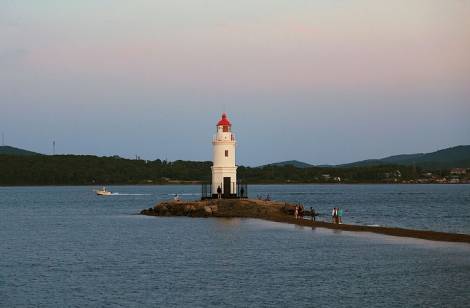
[338,208,344,224]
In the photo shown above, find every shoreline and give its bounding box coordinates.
[141,199,470,244]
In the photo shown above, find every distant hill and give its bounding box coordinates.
[262,145,470,169]
[0,146,41,156]
[264,160,314,168]
[340,145,470,169]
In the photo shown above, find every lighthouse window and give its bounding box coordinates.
[223,126,229,132]
[225,150,229,157]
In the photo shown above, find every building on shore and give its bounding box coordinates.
[450,168,467,175]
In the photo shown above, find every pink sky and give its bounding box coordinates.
[1,0,469,165]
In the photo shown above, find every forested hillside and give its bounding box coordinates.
[0,154,422,185]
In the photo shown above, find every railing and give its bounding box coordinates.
[201,183,212,199]
[212,133,236,142]
[200,181,248,200]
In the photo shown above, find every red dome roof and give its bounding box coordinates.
[217,112,231,126]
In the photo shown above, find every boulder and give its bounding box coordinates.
[204,206,213,215]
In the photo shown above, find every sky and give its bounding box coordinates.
[1,0,469,166]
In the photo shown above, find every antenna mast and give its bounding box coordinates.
[1,132,4,146]
[53,141,56,155]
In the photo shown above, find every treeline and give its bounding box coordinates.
[238,164,417,184]
[0,155,212,185]
[0,154,422,185]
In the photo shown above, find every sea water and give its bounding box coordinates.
[1,185,469,307]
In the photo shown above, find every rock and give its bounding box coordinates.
[158,205,168,216]
[204,206,212,215]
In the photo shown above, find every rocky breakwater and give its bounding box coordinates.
[140,199,297,219]
[141,198,470,244]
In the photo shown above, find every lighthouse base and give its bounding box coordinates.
[201,182,248,200]
[211,166,238,197]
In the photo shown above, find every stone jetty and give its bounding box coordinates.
[141,199,296,219]
[141,199,470,244]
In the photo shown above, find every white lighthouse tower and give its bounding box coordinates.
[211,113,237,198]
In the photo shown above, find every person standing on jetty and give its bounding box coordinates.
[332,207,341,224]
[310,207,316,221]
[338,208,343,224]
[217,186,222,199]
[294,205,299,219]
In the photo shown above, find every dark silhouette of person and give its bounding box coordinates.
[217,186,222,199]
[310,207,316,221]
[240,187,245,198]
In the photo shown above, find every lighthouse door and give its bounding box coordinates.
[223,177,231,197]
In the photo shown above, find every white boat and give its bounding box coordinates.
[96,187,112,196]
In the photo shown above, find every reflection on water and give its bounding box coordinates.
[215,217,242,227]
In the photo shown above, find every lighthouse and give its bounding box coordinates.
[211,113,237,198]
